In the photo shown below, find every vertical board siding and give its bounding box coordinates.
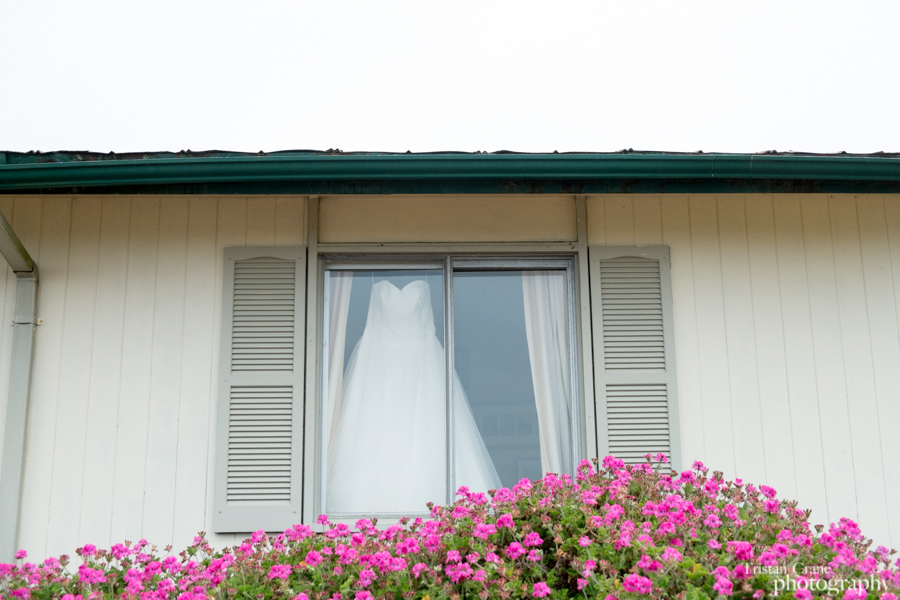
[141,198,190,543]
[589,195,897,546]
[46,198,102,554]
[632,197,663,245]
[828,198,891,539]
[659,198,706,466]
[0,196,307,558]
[603,198,636,246]
[744,199,798,501]
[172,198,218,552]
[857,197,900,546]
[0,193,895,555]
[246,198,278,246]
[79,198,131,548]
[771,199,830,525]
[19,198,73,559]
[110,197,160,545]
[799,198,858,522]
[688,197,737,476]
[716,198,767,486]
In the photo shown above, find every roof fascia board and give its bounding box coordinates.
[1,154,900,192]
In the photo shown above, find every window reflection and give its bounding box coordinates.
[454,270,571,488]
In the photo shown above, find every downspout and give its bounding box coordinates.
[0,210,38,562]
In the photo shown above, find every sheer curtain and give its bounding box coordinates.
[522,271,572,474]
[326,272,354,459]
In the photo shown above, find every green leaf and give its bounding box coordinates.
[686,582,713,600]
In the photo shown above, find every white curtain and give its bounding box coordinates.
[326,272,354,451]
[522,271,572,474]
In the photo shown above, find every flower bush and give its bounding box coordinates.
[2,455,898,600]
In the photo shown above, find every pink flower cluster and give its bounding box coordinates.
[1,455,897,600]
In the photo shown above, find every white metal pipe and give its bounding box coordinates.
[0,209,39,562]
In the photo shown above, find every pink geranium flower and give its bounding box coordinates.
[704,514,722,528]
[623,574,653,595]
[305,550,322,567]
[0,455,896,600]
[268,565,291,581]
[468,522,491,539]
[661,547,683,562]
[358,569,376,587]
[844,587,868,600]
[506,542,525,559]
[714,577,734,596]
[496,514,515,529]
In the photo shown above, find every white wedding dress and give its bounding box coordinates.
[327,279,501,514]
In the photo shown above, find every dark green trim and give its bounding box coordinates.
[2,153,900,194]
[7,178,900,196]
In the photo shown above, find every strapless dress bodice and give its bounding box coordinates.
[363,280,436,342]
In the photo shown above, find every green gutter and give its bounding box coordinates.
[1,154,900,191]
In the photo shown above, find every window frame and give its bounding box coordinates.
[308,250,585,522]
[303,245,596,524]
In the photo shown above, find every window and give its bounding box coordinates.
[212,245,680,533]
[320,256,579,517]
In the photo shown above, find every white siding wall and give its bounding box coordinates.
[0,193,896,557]
[588,195,900,548]
[0,196,306,558]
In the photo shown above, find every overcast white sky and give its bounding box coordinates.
[1,1,898,155]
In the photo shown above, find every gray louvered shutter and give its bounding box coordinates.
[214,247,306,532]
[588,246,681,469]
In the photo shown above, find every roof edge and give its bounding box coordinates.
[2,153,900,192]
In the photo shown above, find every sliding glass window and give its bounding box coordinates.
[321,257,579,517]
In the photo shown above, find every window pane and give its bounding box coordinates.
[454,270,572,489]
[324,269,446,514]
[323,265,574,514]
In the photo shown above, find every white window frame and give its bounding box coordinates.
[301,233,599,525]
[317,254,582,519]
